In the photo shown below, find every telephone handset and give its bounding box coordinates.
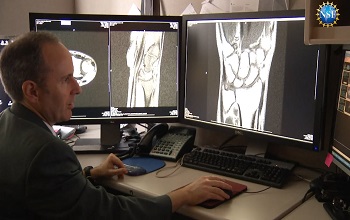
[137,123,196,161]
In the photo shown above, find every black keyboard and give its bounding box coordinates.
[182,147,295,188]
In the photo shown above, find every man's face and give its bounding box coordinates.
[37,42,81,125]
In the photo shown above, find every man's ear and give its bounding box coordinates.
[22,80,39,102]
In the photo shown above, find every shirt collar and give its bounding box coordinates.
[43,121,57,136]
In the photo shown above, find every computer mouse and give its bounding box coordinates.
[198,188,234,209]
[198,180,247,209]
[124,164,147,176]
[222,189,234,198]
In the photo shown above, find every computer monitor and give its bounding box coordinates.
[0,36,14,113]
[180,10,329,154]
[29,13,181,148]
[330,49,350,176]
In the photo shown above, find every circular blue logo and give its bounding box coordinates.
[317,2,339,27]
[320,5,336,23]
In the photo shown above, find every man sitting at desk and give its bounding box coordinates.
[0,31,232,219]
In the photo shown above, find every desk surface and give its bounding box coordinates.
[75,125,330,220]
[77,153,328,220]
[283,196,331,220]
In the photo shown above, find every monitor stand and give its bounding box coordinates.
[244,139,267,157]
[73,123,130,154]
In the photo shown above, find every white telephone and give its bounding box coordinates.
[53,125,76,140]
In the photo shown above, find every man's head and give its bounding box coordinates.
[0,31,81,125]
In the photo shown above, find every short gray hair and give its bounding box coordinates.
[0,31,60,102]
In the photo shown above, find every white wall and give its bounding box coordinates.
[160,0,306,15]
[0,0,307,35]
[160,0,203,15]
[0,0,74,36]
[75,0,141,15]
[289,0,305,10]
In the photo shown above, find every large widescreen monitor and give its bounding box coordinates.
[180,10,329,153]
[331,50,350,176]
[29,13,181,148]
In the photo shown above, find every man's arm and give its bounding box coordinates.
[26,141,173,219]
[86,153,234,213]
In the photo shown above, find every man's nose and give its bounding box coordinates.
[73,78,82,95]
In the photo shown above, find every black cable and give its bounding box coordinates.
[217,134,239,149]
[244,186,271,193]
[302,188,315,203]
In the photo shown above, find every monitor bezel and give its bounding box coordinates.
[0,35,15,113]
[329,48,350,176]
[29,12,182,126]
[179,9,329,151]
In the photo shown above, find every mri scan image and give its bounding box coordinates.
[215,21,277,130]
[70,50,97,86]
[126,31,165,107]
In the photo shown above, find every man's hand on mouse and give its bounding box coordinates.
[181,176,233,204]
[89,153,128,179]
[167,176,233,211]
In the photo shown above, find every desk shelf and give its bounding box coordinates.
[305,0,350,45]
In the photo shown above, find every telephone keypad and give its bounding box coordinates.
[149,133,192,160]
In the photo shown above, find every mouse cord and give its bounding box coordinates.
[155,154,186,178]
[302,188,315,203]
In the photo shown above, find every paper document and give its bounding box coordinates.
[181,3,197,15]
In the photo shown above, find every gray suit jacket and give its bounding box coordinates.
[0,103,172,220]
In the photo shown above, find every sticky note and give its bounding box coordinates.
[325,152,334,167]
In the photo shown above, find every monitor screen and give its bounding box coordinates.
[0,37,14,113]
[331,50,350,176]
[29,13,181,148]
[180,10,329,152]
